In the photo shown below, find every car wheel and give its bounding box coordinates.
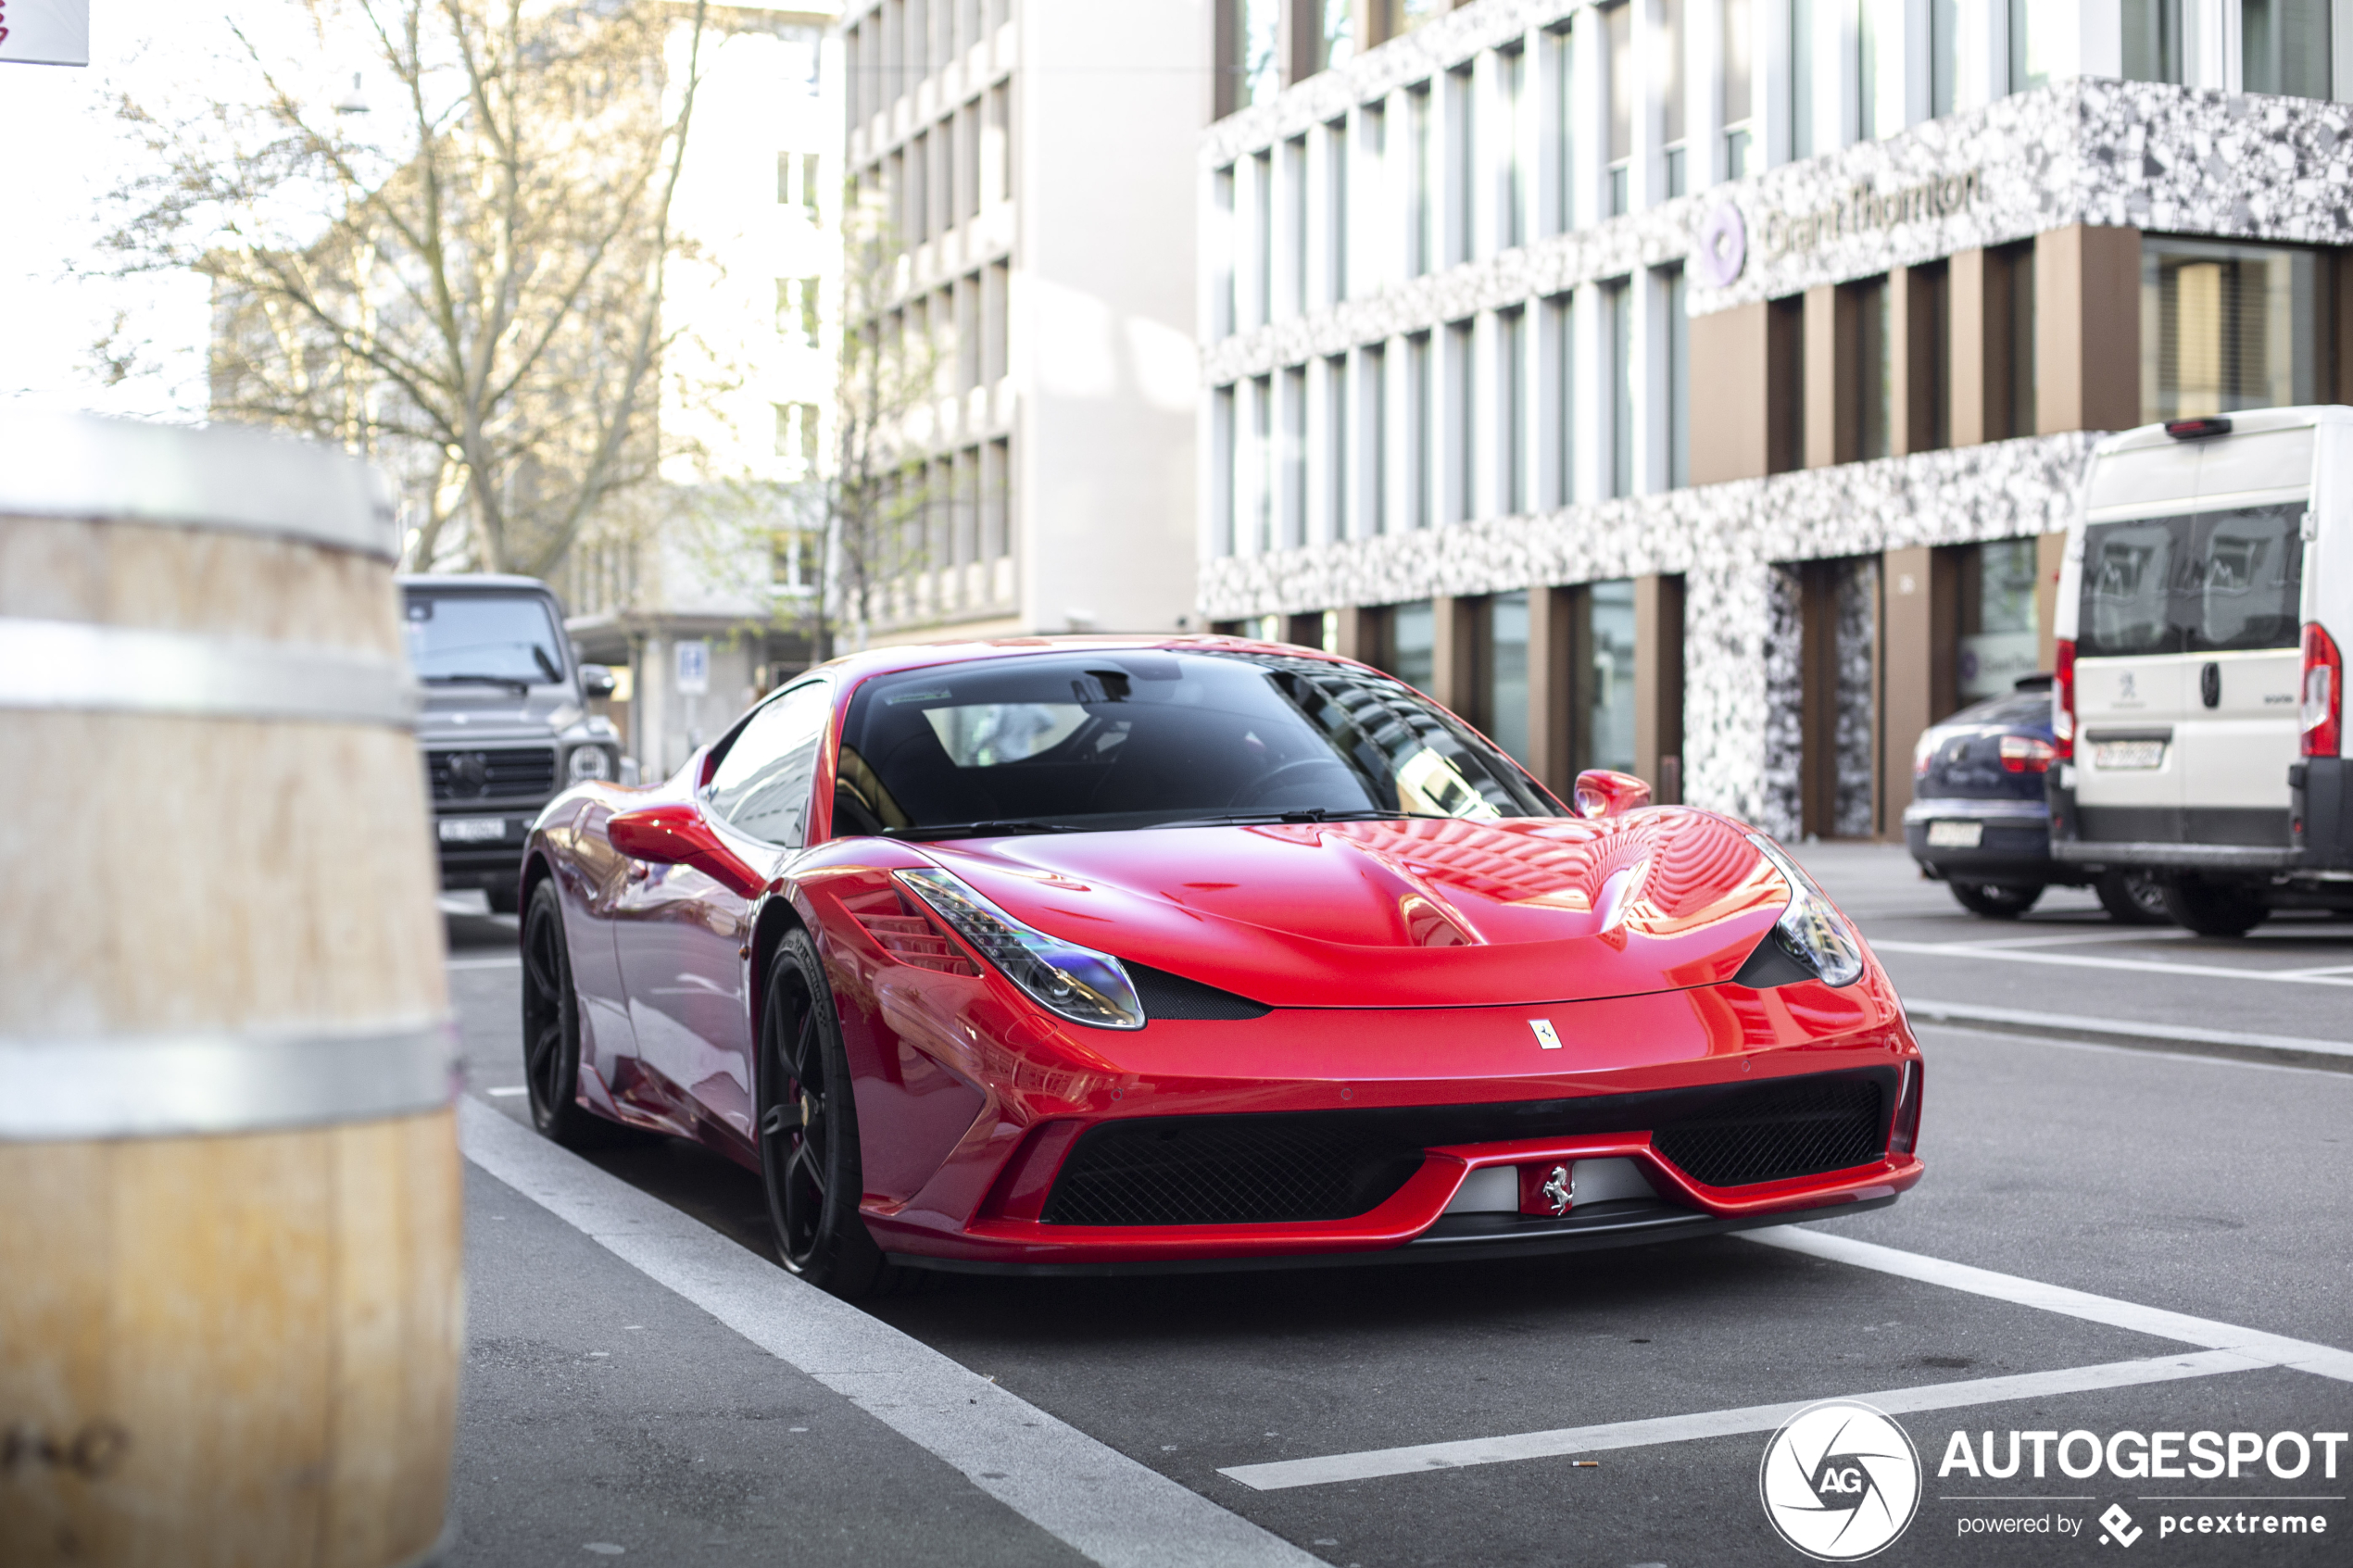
[2095,869,2173,925]
[1948,881,2042,919]
[521,880,639,1147]
[2159,873,2271,937]
[758,929,921,1298]
[487,884,522,915]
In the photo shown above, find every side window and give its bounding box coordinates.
[705,682,833,847]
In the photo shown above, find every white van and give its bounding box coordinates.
[2049,406,2349,935]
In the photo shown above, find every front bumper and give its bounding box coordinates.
[432,810,543,890]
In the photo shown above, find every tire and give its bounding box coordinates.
[486,884,522,915]
[2095,869,2173,925]
[2159,874,2271,937]
[1948,881,2043,919]
[520,880,638,1147]
[757,929,921,1298]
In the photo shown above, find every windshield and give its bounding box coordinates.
[833,650,1554,836]
[403,592,567,685]
[2078,502,2305,658]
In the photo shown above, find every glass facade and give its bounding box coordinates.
[1488,591,1530,762]
[1957,539,2041,701]
[2141,238,2323,423]
[1586,581,1637,775]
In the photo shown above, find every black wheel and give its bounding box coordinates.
[487,884,522,915]
[1948,881,2042,919]
[758,929,908,1298]
[2160,874,2271,937]
[521,880,635,1147]
[2095,869,2173,925]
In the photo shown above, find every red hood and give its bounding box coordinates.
[919,810,1794,1009]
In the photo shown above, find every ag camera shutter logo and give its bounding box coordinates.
[1758,1400,1921,1561]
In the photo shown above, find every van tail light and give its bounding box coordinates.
[2304,623,2343,759]
[2052,639,2077,759]
[1888,1060,1923,1157]
[1999,734,2057,772]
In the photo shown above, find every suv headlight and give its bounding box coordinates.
[568,745,615,784]
[1745,834,1867,987]
[895,867,1145,1030]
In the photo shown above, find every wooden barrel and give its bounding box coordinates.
[0,414,461,1568]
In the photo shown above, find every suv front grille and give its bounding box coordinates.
[429,746,558,802]
[1038,1071,1892,1228]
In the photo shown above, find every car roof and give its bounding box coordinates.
[807,634,1376,689]
[397,572,555,592]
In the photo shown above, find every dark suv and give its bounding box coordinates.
[401,575,622,913]
[1904,674,2169,923]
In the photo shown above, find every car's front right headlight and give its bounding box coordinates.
[1745,834,1867,987]
[568,744,615,784]
[895,867,1146,1030]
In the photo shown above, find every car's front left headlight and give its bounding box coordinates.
[1745,834,1867,987]
[568,745,616,784]
[895,867,1146,1030]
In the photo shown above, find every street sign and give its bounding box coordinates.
[674,639,710,696]
[0,0,91,66]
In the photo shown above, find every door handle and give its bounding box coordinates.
[2199,662,2221,709]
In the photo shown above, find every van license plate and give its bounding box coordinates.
[2094,740,2166,770]
[439,817,510,844]
[1926,821,1982,848]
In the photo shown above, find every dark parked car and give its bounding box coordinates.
[1903,674,2169,923]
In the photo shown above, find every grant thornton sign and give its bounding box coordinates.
[1760,169,1984,259]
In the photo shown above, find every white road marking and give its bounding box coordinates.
[484,1085,526,1098]
[1943,930,2195,951]
[1918,1022,2353,1079]
[1903,999,2353,1060]
[1216,1351,2260,1491]
[447,954,521,970]
[457,1098,1321,1568]
[1747,1229,2353,1384]
[1872,939,2353,987]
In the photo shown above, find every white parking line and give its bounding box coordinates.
[447,954,521,970]
[1872,939,2353,987]
[1217,1350,2260,1491]
[456,1098,1322,1568]
[1945,931,2195,951]
[1904,999,2353,1061]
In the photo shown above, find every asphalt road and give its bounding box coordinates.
[435,848,2353,1568]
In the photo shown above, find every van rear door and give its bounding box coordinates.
[2173,499,2306,842]
[2075,513,2196,838]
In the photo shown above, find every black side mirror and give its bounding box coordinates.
[579,663,617,699]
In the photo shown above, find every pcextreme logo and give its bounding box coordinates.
[1759,1400,1923,1561]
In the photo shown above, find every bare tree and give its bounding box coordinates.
[100,0,714,580]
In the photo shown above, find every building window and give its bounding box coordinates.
[2142,237,2326,421]
[1320,0,1357,71]
[1488,590,1531,762]
[1659,0,1687,197]
[2120,0,2184,84]
[1500,45,1525,251]
[1550,26,1575,233]
[1662,265,1689,486]
[774,402,820,474]
[1546,293,1575,506]
[1721,0,1755,175]
[982,261,1009,382]
[956,272,981,391]
[1359,105,1385,288]
[1283,135,1308,319]
[1500,306,1527,514]
[1446,320,1475,521]
[1408,331,1434,528]
[1214,385,1237,556]
[984,436,1011,560]
[1213,165,1237,339]
[776,277,821,347]
[2007,0,2045,92]
[1327,355,1351,540]
[1605,279,1632,498]
[1583,579,1638,774]
[1604,2,1632,214]
[1233,0,1281,110]
[1391,599,1436,690]
[1909,260,1952,452]
[1789,0,1813,158]
[1930,0,1958,113]
[1250,374,1275,550]
[987,83,1012,202]
[1252,149,1274,328]
[1768,294,1805,472]
[1282,365,1308,546]
[1364,344,1388,534]
[1957,539,2042,701]
[957,105,981,220]
[2243,0,2332,98]
[1988,241,2036,438]
[1843,273,1892,461]
[1407,82,1433,277]
[1447,66,1475,266]
[1327,118,1350,304]
[909,130,930,244]
[1857,0,1886,140]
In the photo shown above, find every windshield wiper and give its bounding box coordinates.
[886,820,1088,840]
[422,671,534,695]
[1155,808,1448,828]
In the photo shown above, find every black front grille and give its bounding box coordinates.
[1651,1075,1886,1187]
[1039,1070,1894,1227]
[1041,1118,1421,1226]
[429,746,558,802]
[1126,962,1271,1022]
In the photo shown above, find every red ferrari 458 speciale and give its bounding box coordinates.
[518,636,1923,1296]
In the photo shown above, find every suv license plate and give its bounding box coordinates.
[1926,821,1982,848]
[439,817,510,844]
[2094,740,2166,770]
